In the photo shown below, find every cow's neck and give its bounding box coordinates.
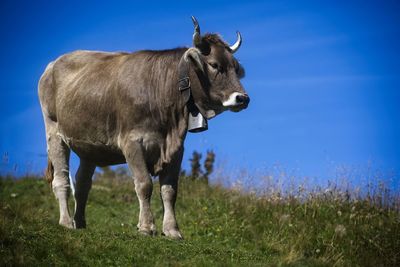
[177,54,211,133]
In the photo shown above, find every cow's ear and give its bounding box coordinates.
[184,48,204,73]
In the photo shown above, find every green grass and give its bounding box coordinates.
[1,176,399,266]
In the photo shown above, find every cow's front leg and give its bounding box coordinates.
[123,140,156,236]
[159,149,183,239]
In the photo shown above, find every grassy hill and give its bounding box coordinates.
[1,175,399,266]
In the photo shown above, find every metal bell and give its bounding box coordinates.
[188,110,208,133]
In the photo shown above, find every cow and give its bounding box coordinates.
[38,17,249,239]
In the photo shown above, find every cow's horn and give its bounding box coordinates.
[230,31,242,53]
[191,16,202,48]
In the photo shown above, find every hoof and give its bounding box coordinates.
[162,228,183,240]
[74,219,86,229]
[59,218,75,229]
[137,224,157,236]
[138,229,157,236]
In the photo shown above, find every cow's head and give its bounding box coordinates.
[185,16,250,119]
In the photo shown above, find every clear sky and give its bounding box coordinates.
[0,1,399,188]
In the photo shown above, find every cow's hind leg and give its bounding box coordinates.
[159,149,183,239]
[123,140,156,236]
[45,118,73,228]
[73,159,96,228]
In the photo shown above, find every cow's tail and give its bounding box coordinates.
[45,158,54,185]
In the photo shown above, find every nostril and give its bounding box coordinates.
[236,94,245,104]
[236,94,250,105]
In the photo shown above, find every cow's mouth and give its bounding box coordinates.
[229,103,248,112]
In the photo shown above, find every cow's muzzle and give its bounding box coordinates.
[223,92,250,112]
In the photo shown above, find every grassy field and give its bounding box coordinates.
[1,175,399,266]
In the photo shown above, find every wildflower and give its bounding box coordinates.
[324,188,331,194]
[335,224,346,237]
[10,193,18,198]
[337,210,342,217]
[280,214,290,223]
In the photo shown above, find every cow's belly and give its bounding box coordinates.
[60,130,164,173]
[63,136,126,167]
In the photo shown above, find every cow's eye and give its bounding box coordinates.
[208,62,219,70]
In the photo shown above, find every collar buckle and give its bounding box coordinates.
[178,77,191,92]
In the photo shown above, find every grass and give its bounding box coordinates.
[1,175,399,266]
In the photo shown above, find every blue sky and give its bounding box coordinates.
[0,1,399,188]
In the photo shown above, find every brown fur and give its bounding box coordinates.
[39,33,247,174]
[203,33,230,48]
